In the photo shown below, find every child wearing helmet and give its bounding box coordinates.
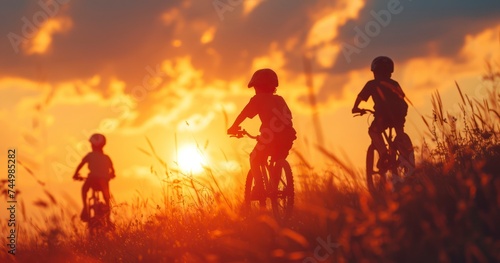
[227,68,297,201]
[73,133,115,223]
[352,56,409,169]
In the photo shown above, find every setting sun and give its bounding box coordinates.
[176,144,206,174]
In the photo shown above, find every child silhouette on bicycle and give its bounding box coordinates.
[352,56,409,169]
[227,68,297,203]
[73,133,115,223]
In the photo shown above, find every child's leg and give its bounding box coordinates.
[271,137,294,182]
[250,143,267,192]
[101,185,111,210]
[394,123,414,168]
[81,180,90,208]
[369,119,387,154]
[80,180,90,221]
[369,118,389,168]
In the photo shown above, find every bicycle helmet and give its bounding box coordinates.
[89,133,106,148]
[371,56,394,73]
[247,68,279,88]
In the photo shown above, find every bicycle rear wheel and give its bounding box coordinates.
[270,160,294,222]
[366,144,387,195]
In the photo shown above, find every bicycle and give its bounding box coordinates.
[73,175,113,236]
[354,109,415,196]
[229,128,294,222]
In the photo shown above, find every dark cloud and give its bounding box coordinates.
[1,0,499,110]
[333,0,500,72]
[311,0,500,103]
[0,0,321,91]
[1,0,181,90]
[192,0,321,81]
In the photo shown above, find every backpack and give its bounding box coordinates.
[379,80,408,120]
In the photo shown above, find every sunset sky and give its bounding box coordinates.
[0,0,499,213]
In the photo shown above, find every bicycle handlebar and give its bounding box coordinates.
[228,129,259,140]
[73,174,85,181]
[353,108,375,117]
[73,173,115,181]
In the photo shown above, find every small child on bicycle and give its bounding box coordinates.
[73,133,115,223]
[352,56,409,169]
[227,68,297,201]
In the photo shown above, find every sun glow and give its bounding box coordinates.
[176,144,206,174]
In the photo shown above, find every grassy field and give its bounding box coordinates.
[2,69,500,263]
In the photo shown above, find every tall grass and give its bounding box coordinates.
[2,65,500,262]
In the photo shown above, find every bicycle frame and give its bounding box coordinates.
[74,175,111,235]
[354,109,400,169]
[354,109,415,195]
[381,127,398,171]
[230,128,294,221]
[87,188,109,235]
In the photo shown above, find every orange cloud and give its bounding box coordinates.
[161,8,180,25]
[460,25,500,68]
[400,25,500,96]
[26,17,72,55]
[306,0,364,47]
[250,43,285,72]
[201,26,216,44]
[305,0,364,68]
[243,0,264,15]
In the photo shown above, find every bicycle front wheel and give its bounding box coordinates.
[87,197,105,236]
[269,160,294,222]
[244,166,267,209]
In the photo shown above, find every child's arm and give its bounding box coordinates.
[228,98,258,134]
[227,112,247,134]
[73,159,86,179]
[352,96,364,113]
[352,82,372,113]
